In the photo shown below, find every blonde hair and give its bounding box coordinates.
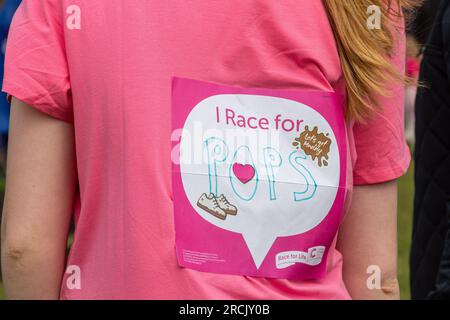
[323,0,420,121]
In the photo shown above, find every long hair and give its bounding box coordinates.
[323,0,421,121]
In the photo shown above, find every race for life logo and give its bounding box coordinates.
[176,90,341,269]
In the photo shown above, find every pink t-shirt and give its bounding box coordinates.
[2,0,410,299]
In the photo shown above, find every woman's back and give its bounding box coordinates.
[2,0,410,299]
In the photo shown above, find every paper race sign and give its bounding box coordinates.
[172,77,347,280]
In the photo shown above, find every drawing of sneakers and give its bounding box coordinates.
[216,194,238,216]
[197,193,227,220]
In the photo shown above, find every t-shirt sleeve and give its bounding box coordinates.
[352,19,411,185]
[1,0,73,122]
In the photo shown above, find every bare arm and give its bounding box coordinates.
[1,98,76,299]
[337,180,400,300]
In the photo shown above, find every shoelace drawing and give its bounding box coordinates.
[212,197,221,209]
[219,196,231,206]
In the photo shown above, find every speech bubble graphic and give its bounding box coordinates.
[179,94,340,268]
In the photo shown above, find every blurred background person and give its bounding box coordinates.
[404,35,420,143]
[409,0,441,47]
[404,0,440,144]
[411,0,450,300]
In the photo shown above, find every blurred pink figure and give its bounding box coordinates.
[404,36,421,143]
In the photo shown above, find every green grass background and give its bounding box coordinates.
[0,164,416,300]
[397,162,415,300]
